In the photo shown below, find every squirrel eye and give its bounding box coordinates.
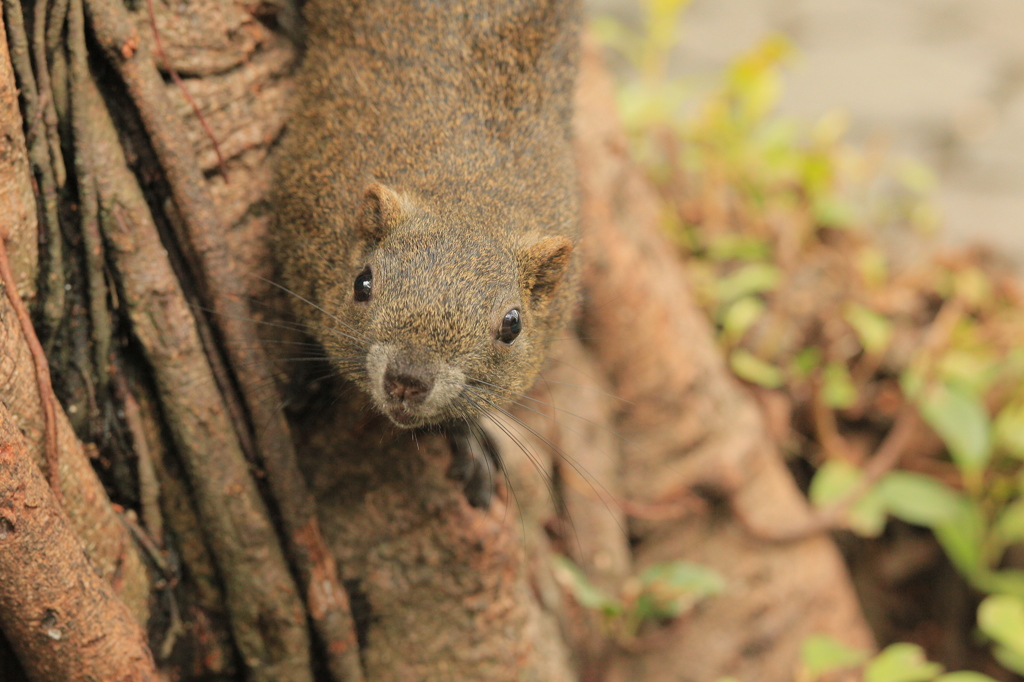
[354,267,373,302]
[498,309,522,344]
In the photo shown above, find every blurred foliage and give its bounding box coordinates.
[595,0,1024,679]
[552,554,724,644]
[799,634,1001,682]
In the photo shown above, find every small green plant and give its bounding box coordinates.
[551,554,724,642]
[800,635,997,682]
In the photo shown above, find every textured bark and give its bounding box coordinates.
[0,401,157,682]
[294,386,576,682]
[0,13,150,623]
[84,0,362,675]
[81,34,313,681]
[0,5,37,299]
[485,334,633,680]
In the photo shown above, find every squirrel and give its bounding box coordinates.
[272,0,581,507]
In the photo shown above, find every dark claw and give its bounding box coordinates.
[446,421,500,510]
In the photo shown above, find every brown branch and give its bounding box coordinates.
[2,0,65,330]
[45,0,70,54]
[31,0,66,188]
[0,229,61,502]
[68,0,111,386]
[0,4,39,305]
[0,401,157,682]
[84,2,364,678]
[112,367,163,545]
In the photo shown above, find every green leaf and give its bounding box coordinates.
[896,158,937,194]
[933,673,1000,682]
[952,267,993,309]
[808,460,886,537]
[845,303,893,356]
[715,263,781,304]
[900,366,925,401]
[992,645,1024,677]
[706,234,771,262]
[720,296,765,344]
[864,643,944,682]
[792,346,823,378]
[812,109,850,148]
[647,0,692,28]
[933,497,986,580]
[730,349,784,388]
[848,485,889,537]
[813,194,857,229]
[755,119,801,180]
[977,571,1024,601]
[809,460,860,508]
[910,201,941,235]
[996,499,1024,546]
[589,16,641,65]
[937,350,999,396]
[978,595,1024,664]
[551,555,622,616]
[876,472,962,528]
[918,383,992,476]
[635,561,725,620]
[800,634,867,678]
[822,362,858,409]
[726,35,791,123]
[995,401,1024,461]
[856,247,889,288]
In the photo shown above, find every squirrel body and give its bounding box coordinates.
[273,0,581,430]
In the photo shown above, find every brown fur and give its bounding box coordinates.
[273,0,581,428]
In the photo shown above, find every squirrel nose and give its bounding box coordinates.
[383,368,433,404]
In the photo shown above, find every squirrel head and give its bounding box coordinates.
[313,182,575,428]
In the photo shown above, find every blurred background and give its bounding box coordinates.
[574,1,1024,679]
[587,0,1024,264]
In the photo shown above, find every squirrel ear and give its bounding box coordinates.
[518,236,574,303]
[359,183,407,243]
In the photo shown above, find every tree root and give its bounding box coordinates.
[67,0,110,387]
[0,21,151,622]
[2,0,64,331]
[0,228,61,501]
[112,366,163,545]
[0,7,38,300]
[85,1,365,678]
[0,270,152,624]
[574,41,876,681]
[0,402,157,682]
[76,47,315,680]
[31,0,66,189]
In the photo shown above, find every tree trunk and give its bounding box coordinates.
[0,0,874,679]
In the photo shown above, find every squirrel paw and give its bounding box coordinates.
[446,422,500,510]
